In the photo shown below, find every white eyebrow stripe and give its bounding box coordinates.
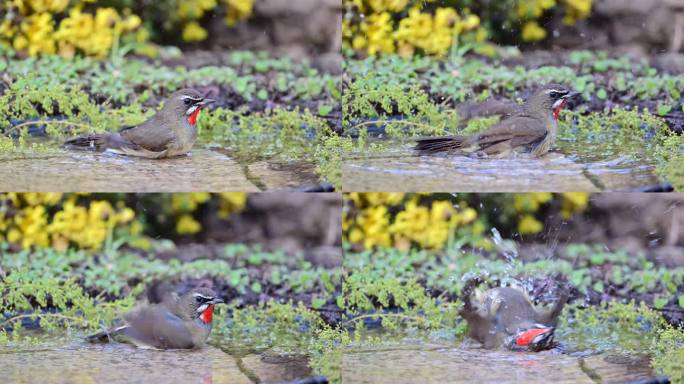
[193,293,213,299]
[545,89,568,94]
[180,95,203,101]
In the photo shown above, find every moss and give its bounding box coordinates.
[652,326,684,383]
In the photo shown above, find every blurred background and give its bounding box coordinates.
[0,0,341,67]
[343,0,684,71]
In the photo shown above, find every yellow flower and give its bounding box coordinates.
[176,214,202,235]
[121,13,142,32]
[218,192,247,219]
[461,14,480,31]
[518,214,543,235]
[561,192,589,218]
[182,21,208,42]
[563,0,592,24]
[361,12,395,55]
[460,207,477,224]
[517,0,556,19]
[514,192,552,212]
[224,0,254,26]
[19,12,56,56]
[117,207,135,223]
[0,20,16,39]
[27,0,69,13]
[367,0,408,12]
[172,193,211,211]
[522,21,547,41]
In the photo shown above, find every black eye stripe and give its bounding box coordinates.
[183,97,203,106]
[549,90,568,98]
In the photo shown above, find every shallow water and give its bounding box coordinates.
[342,343,658,384]
[342,141,660,192]
[0,340,314,384]
[0,149,319,192]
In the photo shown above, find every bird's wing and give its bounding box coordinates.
[469,116,547,147]
[124,306,195,349]
[119,115,176,152]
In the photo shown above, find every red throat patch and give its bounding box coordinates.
[188,107,202,125]
[516,328,551,346]
[553,99,568,121]
[200,304,214,324]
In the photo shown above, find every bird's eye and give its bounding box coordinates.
[549,91,559,98]
[195,296,204,303]
[184,99,193,106]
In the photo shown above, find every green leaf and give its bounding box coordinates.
[254,61,269,73]
[590,253,605,265]
[657,104,672,116]
[318,104,333,116]
[596,88,607,100]
[311,297,326,309]
[678,295,684,309]
[593,61,608,72]
[654,296,668,310]
[251,281,262,294]
[593,281,604,292]
[257,89,269,101]
[270,269,282,285]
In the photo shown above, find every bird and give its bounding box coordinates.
[86,287,224,349]
[415,84,579,158]
[65,88,215,159]
[459,278,568,351]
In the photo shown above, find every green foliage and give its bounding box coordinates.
[0,245,342,301]
[342,270,462,335]
[0,270,135,341]
[199,107,332,162]
[652,326,684,383]
[314,135,354,188]
[558,301,666,353]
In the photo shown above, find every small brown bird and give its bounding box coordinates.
[86,287,224,349]
[65,89,215,159]
[460,278,568,351]
[415,84,579,158]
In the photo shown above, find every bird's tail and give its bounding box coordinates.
[414,136,466,154]
[64,134,110,151]
[544,285,569,326]
[85,325,127,343]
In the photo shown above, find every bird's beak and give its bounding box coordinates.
[564,91,580,99]
[208,297,224,304]
[198,98,216,107]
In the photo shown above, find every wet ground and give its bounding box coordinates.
[342,343,659,384]
[0,340,315,384]
[342,141,659,192]
[0,149,320,192]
